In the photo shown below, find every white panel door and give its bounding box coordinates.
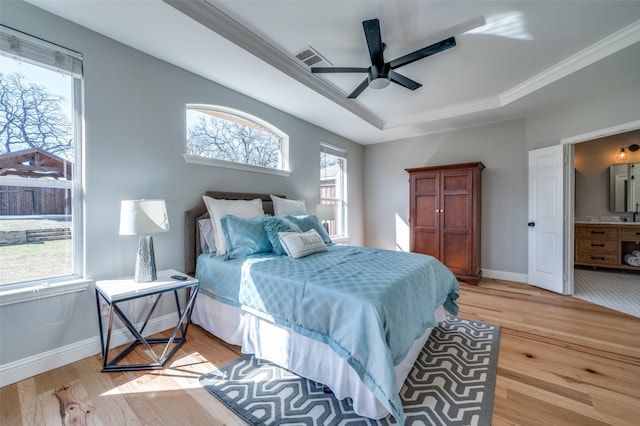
[528,144,566,294]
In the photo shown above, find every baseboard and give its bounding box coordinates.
[482,269,527,284]
[0,312,178,388]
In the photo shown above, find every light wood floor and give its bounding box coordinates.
[2,279,639,425]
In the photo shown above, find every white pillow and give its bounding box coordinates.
[202,196,265,255]
[278,229,328,259]
[198,218,216,253]
[271,194,307,216]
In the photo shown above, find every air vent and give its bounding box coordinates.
[295,46,332,68]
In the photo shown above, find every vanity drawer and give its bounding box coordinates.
[576,251,619,265]
[576,239,618,253]
[576,226,619,240]
[620,227,640,241]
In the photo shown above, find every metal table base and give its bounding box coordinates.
[95,281,199,372]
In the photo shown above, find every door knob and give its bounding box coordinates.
[528,222,535,227]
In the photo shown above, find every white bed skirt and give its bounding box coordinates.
[191,294,446,419]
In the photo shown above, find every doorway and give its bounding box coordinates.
[565,122,640,316]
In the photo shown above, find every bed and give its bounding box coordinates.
[185,191,460,423]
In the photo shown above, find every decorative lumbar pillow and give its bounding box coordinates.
[219,214,272,259]
[202,196,265,256]
[263,216,302,255]
[278,229,328,259]
[198,218,216,253]
[271,194,307,216]
[285,214,332,244]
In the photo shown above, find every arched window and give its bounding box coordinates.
[184,104,289,175]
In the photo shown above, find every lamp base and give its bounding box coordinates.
[135,235,157,283]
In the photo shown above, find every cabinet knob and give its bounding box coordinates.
[528,222,535,227]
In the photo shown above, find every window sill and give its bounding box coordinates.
[0,278,92,307]
[184,155,291,177]
[331,236,350,244]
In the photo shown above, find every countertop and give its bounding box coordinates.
[575,221,640,225]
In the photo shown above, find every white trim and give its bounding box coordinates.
[501,20,640,106]
[0,312,178,387]
[561,119,640,145]
[0,175,73,189]
[386,96,501,128]
[482,269,528,284]
[184,155,291,176]
[0,278,91,307]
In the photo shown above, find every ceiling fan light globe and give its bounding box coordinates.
[369,77,390,89]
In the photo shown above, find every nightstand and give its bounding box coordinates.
[94,269,199,372]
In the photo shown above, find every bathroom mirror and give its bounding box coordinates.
[610,163,640,212]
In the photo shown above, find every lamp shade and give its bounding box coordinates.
[316,204,335,221]
[119,199,170,235]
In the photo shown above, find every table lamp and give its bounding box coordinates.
[316,204,335,233]
[119,199,170,282]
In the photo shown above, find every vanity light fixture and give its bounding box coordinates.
[619,147,626,160]
[617,143,639,161]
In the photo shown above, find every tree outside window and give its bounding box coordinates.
[185,105,289,174]
[320,143,347,238]
[0,28,83,287]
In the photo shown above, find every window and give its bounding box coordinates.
[0,26,84,290]
[184,104,289,175]
[320,143,347,238]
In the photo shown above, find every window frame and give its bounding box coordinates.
[320,142,348,240]
[184,104,290,176]
[0,25,89,305]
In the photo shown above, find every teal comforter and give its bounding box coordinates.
[196,245,459,423]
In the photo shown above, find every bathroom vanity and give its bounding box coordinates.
[575,223,640,270]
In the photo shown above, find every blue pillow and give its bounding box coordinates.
[263,216,301,255]
[285,215,332,244]
[219,215,272,259]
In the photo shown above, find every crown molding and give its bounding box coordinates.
[561,119,640,145]
[385,96,501,129]
[390,19,640,129]
[500,19,640,106]
[162,0,384,130]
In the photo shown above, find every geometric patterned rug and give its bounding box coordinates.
[200,316,500,425]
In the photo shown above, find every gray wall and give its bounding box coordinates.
[363,76,640,279]
[363,120,528,277]
[0,1,363,366]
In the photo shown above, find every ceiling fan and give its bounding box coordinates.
[311,18,456,99]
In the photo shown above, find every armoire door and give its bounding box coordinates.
[410,171,440,258]
[440,169,473,276]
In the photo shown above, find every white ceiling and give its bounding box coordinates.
[24,0,640,145]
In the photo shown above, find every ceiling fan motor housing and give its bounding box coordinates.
[368,63,391,89]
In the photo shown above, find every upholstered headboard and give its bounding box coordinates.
[184,191,286,275]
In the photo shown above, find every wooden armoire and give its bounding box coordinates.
[406,162,484,284]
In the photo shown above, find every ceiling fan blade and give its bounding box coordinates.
[389,71,421,90]
[311,67,368,73]
[362,19,385,66]
[347,78,370,99]
[389,37,456,69]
